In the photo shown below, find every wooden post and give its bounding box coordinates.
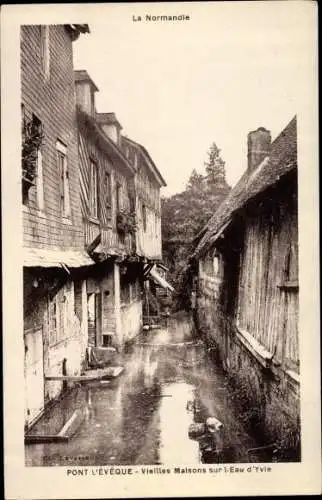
[114,262,122,347]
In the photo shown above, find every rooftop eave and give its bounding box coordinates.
[74,70,99,92]
[122,136,167,187]
[77,109,135,177]
[65,24,90,42]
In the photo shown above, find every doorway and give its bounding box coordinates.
[87,292,101,347]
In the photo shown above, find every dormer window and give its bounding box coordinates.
[74,70,99,118]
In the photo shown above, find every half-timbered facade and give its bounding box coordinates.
[75,71,145,347]
[192,117,300,457]
[122,137,166,260]
[121,137,169,323]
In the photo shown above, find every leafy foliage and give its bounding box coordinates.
[204,142,227,185]
[116,209,137,234]
[161,143,231,310]
[22,119,44,184]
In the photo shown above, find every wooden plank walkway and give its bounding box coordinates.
[45,366,124,382]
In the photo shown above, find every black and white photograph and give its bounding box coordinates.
[1,2,320,498]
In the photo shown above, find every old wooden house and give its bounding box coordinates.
[192,117,299,456]
[21,24,92,428]
[75,70,168,347]
[121,137,172,321]
[122,136,166,260]
[75,70,141,348]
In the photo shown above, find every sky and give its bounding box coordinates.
[72,2,313,196]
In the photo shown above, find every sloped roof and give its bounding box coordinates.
[193,116,297,259]
[96,112,123,130]
[74,70,99,91]
[122,136,167,187]
[77,108,135,177]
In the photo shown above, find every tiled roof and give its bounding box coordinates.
[74,70,99,91]
[122,136,167,187]
[77,108,135,176]
[96,112,122,129]
[193,116,297,259]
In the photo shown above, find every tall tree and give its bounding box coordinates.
[204,142,226,187]
[161,142,231,311]
[186,169,204,192]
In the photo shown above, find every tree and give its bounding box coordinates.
[161,141,231,311]
[204,142,226,186]
[186,169,204,191]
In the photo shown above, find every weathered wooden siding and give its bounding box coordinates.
[21,25,84,250]
[136,199,162,259]
[237,178,299,371]
[196,171,299,451]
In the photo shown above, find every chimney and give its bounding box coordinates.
[74,70,98,118]
[247,127,271,171]
[96,113,123,146]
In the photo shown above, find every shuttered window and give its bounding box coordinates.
[40,25,50,78]
[89,160,99,218]
[56,141,70,218]
[142,204,147,231]
[48,296,57,345]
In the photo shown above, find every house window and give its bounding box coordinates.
[120,274,130,304]
[22,113,44,207]
[89,160,99,218]
[48,296,57,345]
[105,172,111,206]
[133,151,138,169]
[116,183,122,213]
[40,25,50,78]
[56,141,70,218]
[142,204,147,232]
[91,91,95,117]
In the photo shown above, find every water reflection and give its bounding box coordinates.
[26,314,260,466]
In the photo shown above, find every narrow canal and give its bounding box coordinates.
[26,314,264,466]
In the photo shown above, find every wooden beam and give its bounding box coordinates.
[25,435,69,444]
[57,410,80,438]
[86,232,101,254]
[45,375,98,381]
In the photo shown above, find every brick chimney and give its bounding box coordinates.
[247,127,271,171]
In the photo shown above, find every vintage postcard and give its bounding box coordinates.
[1,1,321,498]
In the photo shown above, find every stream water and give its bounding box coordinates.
[26,313,265,466]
